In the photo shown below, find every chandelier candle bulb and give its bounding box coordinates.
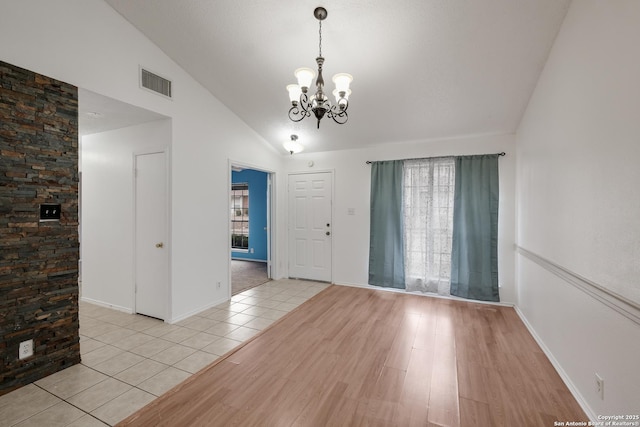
[332,73,353,93]
[294,68,315,91]
[287,84,301,105]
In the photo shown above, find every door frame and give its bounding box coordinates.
[133,147,171,320]
[287,169,335,283]
[228,159,277,300]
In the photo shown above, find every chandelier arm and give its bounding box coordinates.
[288,105,310,122]
[327,106,348,125]
[298,92,311,114]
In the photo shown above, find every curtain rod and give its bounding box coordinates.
[365,152,506,164]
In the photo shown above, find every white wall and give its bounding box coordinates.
[0,0,284,321]
[81,120,171,311]
[516,0,640,417]
[285,133,517,303]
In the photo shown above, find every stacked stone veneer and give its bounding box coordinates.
[0,61,80,395]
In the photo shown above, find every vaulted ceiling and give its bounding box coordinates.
[103,0,571,154]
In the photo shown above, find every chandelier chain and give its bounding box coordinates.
[318,20,322,57]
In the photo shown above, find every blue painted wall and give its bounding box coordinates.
[231,169,268,261]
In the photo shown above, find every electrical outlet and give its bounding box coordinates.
[19,339,33,360]
[595,373,604,400]
[216,281,221,289]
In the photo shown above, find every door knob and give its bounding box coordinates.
[155,242,164,248]
[326,231,330,236]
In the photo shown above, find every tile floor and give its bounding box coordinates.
[0,279,329,427]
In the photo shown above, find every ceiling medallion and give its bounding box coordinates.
[286,7,353,129]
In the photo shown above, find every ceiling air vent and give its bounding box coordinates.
[140,68,172,99]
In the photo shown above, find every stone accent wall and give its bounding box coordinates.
[0,61,80,395]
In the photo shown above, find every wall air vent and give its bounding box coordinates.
[140,68,172,99]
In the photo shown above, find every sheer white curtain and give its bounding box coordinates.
[403,158,455,295]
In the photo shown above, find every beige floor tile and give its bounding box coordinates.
[150,344,196,365]
[126,316,163,332]
[229,302,252,313]
[180,332,220,349]
[66,378,131,412]
[202,310,234,321]
[66,414,109,427]
[112,332,156,350]
[238,296,263,305]
[0,384,61,426]
[80,338,107,355]
[254,299,282,309]
[197,307,221,317]
[269,293,292,302]
[114,359,168,386]
[256,308,288,321]
[238,304,263,316]
[182,317,220,331]
[79,321,120,338]
[34,364,92,389]
[244,317,275,331]
[13,401,84,427]
[172,351,220,374]
[212,301,231,310]
[91,388,155,426]
[79,304,115,319]
[204,322,239,337]
[141,323,181,337]
[128,337,174,358]
[37,367,109,400]
[137,367,191,397]
[160,327,199,343]
[286,296,309,305]
[91,351,145,376]
[201,337,242,356]
[81,344,124,368]
[225,326,260,342]
[230,293,249,302]
[224,313,256,326]
[93,327,137,345]
[94,311,137,327]
[274,302,298,312]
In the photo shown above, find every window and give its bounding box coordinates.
[231,183,249,250]
[403,158,455,295]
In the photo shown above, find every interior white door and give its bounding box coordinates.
[135,151,168,320]
[288,172,332,282]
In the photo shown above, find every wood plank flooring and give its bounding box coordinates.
[118,285,587,426]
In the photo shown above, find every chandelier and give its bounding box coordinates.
[286,7,353,129]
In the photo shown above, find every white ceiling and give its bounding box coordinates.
[102,0,571,154]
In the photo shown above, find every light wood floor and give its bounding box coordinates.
[119,285,587,426]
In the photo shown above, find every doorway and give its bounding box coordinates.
[79,88,170,316]
[287,171,333,282]
[134,150,169,319]
[229,164,275,295]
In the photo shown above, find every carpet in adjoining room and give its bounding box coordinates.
[231,260,269,295]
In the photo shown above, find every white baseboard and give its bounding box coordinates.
[231,258,267,263]
[80,297,133,314]
[514,305,596,422]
